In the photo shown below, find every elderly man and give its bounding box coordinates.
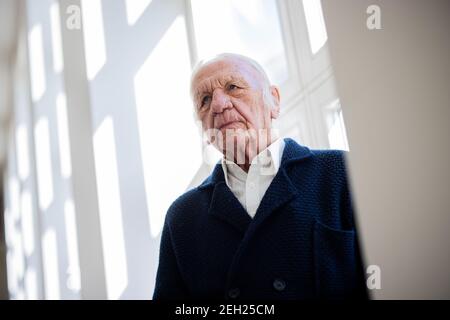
[153,53,367,300]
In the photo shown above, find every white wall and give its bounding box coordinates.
[323,0,450,299]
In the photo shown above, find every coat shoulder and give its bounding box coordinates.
[283,138,348,174]
[308,148,349,174]
[165,184,211,227]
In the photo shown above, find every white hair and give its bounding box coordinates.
[190,53,276,116]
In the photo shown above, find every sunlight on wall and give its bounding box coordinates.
[203,142,223,167]
[42,228,60,299]
[56,93,72,178]
[20,189,34,257]
[81,0,106,80]
[4,130,25,299]
[50,1,64,73]
[5,174,26,299]
[34,117,54,211]
[134,16,202,238]
[93,116,128,299]
[5,249,15,296]
[302,0,328,55]
[15,124,30,181]
[64,199,81,293]
[12,231,25,286]
[11,228,25,282]
[125,0,153,26]
[190,0,288,85]
[8,176,20,225]
[6,250,24,299]
[24,268,38,300]
[28,24,46,102]
[21,188,38,299]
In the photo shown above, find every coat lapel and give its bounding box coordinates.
[251,138,313,227]
[200,138,312,235]
[252,167,299,225]
[209,183,252,234]
[202,164,252,235]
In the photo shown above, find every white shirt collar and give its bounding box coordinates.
[221,138,285,185]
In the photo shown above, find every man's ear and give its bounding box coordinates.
[270,85,281,119]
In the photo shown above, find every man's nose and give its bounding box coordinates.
[210,90,232,114]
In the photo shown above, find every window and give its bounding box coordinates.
[302,0,328,55]
[190,0,289,85]
[326,100,349,151]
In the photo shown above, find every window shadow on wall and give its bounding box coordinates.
[87,0,202,299]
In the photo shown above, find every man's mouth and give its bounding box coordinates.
[218,121,242,130]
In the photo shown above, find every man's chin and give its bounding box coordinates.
[220,138,253,164]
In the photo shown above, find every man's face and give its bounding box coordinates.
[191,57,280,160]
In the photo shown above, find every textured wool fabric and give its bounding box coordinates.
[153,138,368,300]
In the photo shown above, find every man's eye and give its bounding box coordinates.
[201,96,211,107]
[228,84,238,91]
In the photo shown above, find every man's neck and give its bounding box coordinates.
[238,163,251,173]
[223,128,280,173]
[231,139,276,173]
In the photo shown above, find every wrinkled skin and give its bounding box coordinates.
[191,56,280,172]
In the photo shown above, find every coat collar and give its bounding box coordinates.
[197,138,312,234]
[198,138,312,190]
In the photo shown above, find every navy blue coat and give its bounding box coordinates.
[153,138,368,300]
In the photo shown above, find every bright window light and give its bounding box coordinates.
[326,100,349,151]
[13,239,25,284]
[24,268,38,300]
[12,229,25,278]
[302,0,328,55]
[4,185,20,297]
[125,0,152,25]
[28,24,46,102]
[6,195,25,288]
[56,93,72,178]
[8,176,20,221]
[50,1,64,73]
[190,0,289,85]
[93,116,128,299]
[15,124,30,181]
[34,117,54,211]
[81,0,106,80]
[3,207,12,250]
[6,251,17,297]
[64,199,81,293]
[15,290,25,300]
[42,228,60,299]
[134,16,202,238]
[20,189,34,257]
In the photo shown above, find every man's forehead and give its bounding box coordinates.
[195,72,246,89]
[192,58,259,91]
